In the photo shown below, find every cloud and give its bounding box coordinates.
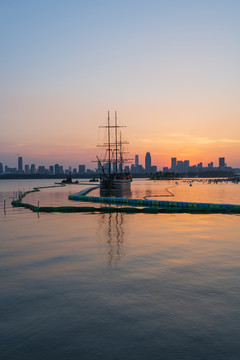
[193,137,216,144]
[220,139,240,143]
[158,134,240,145]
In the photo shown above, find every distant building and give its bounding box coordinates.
[37,166,46,174]
[18,156,23,173]
[134,155,140,173]
[219,157,225,168]
[177,161,184,173]
[135,155,139,167]
[5,166,17,174]
[113,162,117,173]
[171,158,177,172]
[145,152,151,173]
[78,165,86,174]
[24,164,30,174]
[103,163,110,172]
[54,164,60,175]
[30,164,36,174]
[183,160,189,173]
[151,166,157,173]
[49,166,54,175]
[0,162,3,174]
[118,162,123,173]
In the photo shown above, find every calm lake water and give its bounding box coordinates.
[1,179,240,359]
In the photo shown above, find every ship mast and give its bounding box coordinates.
[115,111,118,176]
[96,111,130,177]
[107,111,111,178]
[120,131,123,174]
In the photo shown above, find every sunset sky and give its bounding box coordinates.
[1,0,240,169]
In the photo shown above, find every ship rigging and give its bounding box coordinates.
[94,111,132,191]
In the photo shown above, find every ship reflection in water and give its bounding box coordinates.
[100,188,132,198]
[99,213,125,265]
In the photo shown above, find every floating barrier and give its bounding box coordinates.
[11,184,240,214]
[68,193,240,214]
[11,198,240,214]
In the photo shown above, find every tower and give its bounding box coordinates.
[18,156,23,173]
[171,158,177,172]
[145,152,151,173]
[135,155,139,167]
[135,155,139,173]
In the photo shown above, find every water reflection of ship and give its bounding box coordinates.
[102,213,125,264]
[100,188,132,198]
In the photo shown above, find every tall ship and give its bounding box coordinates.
[95,111,132,192]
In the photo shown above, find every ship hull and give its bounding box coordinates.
[100,177,131,191]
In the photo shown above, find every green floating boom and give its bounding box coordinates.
[69,192,240,213]
[11,184,240,214]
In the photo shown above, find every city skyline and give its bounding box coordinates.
[0,153,237,177]
[1,1,240,169]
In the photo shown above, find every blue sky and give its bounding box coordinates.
[1,0,240,168]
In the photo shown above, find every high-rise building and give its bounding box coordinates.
[134,155,140,173]
[96,162,102,174]
[171,158,177,172]
[54,164,60,175]
[145,152,151,173]
[135,155,139,167]
[219,157,225,168]
[0,162,3,174]
[37,166,46,174]
[49,166,54,175]
[24,164,30,174]
[151,166,157,173]
[118,162,123,173]
[177,161,184,173]
[183,160,189,173]
[30,164,36,174]
[78,165,86,174]
[113,162,117,173]
[103,163,110,172]
[5,166,17,174]
[18,156,23,173]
